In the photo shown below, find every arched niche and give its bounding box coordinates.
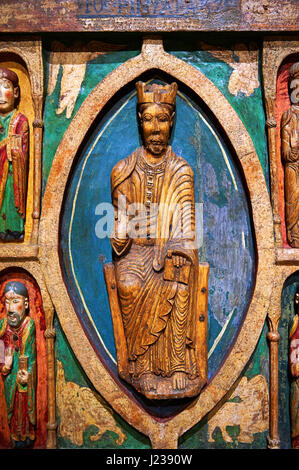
[0,38,43,251]
[262,37,299,262]
[0,266,56,448]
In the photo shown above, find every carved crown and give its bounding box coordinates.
[136,81,178,107]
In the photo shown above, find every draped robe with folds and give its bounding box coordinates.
[0,110,29,240]
[281,106,299,248]
[0,315,36,443]
[111,146,199,381]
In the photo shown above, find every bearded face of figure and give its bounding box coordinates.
[139,103,174,157]
[5,290,28,329]
[0,78,18,116]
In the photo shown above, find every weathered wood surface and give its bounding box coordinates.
[0,0,298,33]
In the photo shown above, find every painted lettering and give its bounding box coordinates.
[118,0,130,14]
[159,0,174,15]
[93,0,105,13]
[78,0,238,17]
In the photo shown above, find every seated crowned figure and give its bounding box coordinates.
[104,81,209,399]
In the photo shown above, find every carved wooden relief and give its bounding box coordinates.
[40,37,274,449]
[281,62,299,248]
[0,271,51,449]
[0,281,36,446]
[104,81,209,399]
[262,39,299,259]
[1,0,298,33]
[0,68,29,242]
[0,37,43,256]
[0,3,297,452]
[289,288,299,449]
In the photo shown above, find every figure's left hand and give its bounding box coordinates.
[17,369,29,385]
[172,254,187,268]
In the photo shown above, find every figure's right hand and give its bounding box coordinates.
[4,347,13,370]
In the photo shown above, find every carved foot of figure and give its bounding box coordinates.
[172,372,187,391]
[132,372,203,399]
[139,373,157,392]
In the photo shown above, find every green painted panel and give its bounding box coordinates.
[165,37,269,188]
[42,44,141,196]
[179,324,270,449]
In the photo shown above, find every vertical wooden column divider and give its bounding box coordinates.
[267,309,281,449]
[31,92,43,245]
[265,96,282,246]
[44,307,57,449]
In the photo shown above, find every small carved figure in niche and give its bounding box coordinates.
[0,281,36,447]
[104,81,209,399]
[0,68,29,242]
[289,288,299,449]
[281,62,299,248]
